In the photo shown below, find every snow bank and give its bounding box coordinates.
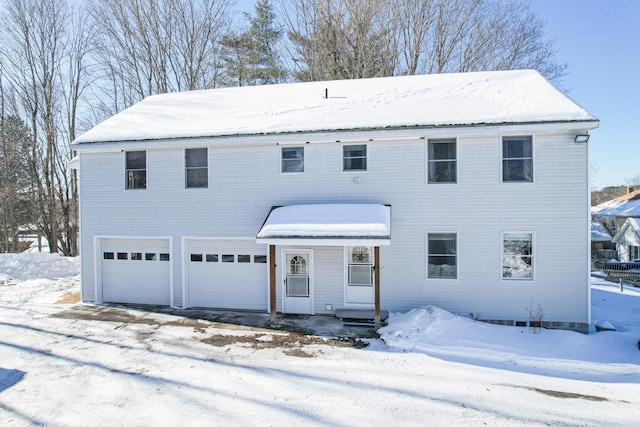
[0,252,79,283]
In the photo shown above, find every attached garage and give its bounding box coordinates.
[185,239,267,309]
[99,238,172,305]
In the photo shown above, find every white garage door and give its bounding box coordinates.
[186,239,267,309]
[101,238,171,305]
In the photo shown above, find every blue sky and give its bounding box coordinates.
[531,0,640,189]
[236,1,639,189]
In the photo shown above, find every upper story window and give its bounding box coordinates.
[125,151,146,189]
[427,233,457,279]
[281,146,304,173]
[185,148,208,188]
[428,138,456,183]
[502,232,533,280]
[502,136,533,182]
[343,144,367,171]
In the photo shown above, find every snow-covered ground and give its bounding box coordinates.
[1,253,639,426]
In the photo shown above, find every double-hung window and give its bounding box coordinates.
[185,148,208,188]
[428,139,456,183]
[125,151,146,189]
[343,144,367,171]
[502,232,533,279]
[427,233,457,279]
[281,147,304,173]
[502,136,533,182]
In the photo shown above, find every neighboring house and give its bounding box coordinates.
[612,218,640,262]
[591,219,615,262]
[592,188,640,238]
[72,70,598,332]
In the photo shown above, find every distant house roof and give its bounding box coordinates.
[592,190,640,218]
[73,69,597,145]
[591,220,613,242]
[612,218,640,244]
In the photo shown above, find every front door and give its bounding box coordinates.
[345,246,375,305]
[283,250,313,314]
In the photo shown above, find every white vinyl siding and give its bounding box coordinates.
[78,129,589,325]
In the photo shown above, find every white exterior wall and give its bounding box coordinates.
[77,126,590,326]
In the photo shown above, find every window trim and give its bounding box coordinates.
[281,146,305,174]
[426,232,458,280]
[427,138,457,184]
[125,150,147,190]
[185,147,208,189]
[501,231,534,281]
[342,143,367,172]
[501,135,534,183]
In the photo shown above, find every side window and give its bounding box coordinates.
[428,139,456,183]
[281,147,304,173]
[427,233,457,279]
[502,136,533,182]
[502,232,533,279]
[343,144,367,171]
[185,148,208,188]
[125,151,146,189]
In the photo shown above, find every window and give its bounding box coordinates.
[343,144,366,171]
[428,139,456,183]
[281,147,304,173]
[145,253,157,261]
[103,252,115,260]
[254,255,267,263]
[427,233,457,278]
[126,151,146,189]
[190,254,203,262]
[222,254,234,263]
[502,233,533,279]
[159,253,170,261]
[131,252,142,261]
[502,136,533,182]
[348,246,373,286]
[117,252,128,260]
[206,254,218,262]
[185,148,208,188]
[238,254,251,263]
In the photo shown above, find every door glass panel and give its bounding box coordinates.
[286,253,309,296]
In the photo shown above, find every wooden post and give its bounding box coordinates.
[269,245,277,325]
[620,277,624,293]
[374,246,381,330]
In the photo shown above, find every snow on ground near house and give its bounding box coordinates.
[1,253,639,426]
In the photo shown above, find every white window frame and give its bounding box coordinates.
[426,232,458,279]
[427,138,457,184]
[281,146,305,173]
[501,231,535,281]
[342,144,367,172]
[125,150,147,190]
[501,135,534,183]
[185,147,208,189]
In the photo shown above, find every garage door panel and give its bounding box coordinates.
[101,238,171,305]
[187,240,267,309]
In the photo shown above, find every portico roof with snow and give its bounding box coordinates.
[256,204,391,246]
[73,69,597,145]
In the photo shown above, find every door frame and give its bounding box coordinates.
[282,249,314,314]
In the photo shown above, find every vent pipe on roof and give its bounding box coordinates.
[628,187,634,194]
[325,88,328,99]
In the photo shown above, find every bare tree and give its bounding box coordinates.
[283,0,397,81]
[90,0,233,114]
[0,0,89,255]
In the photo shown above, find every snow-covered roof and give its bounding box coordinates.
[591,220,613,242]
[256,204,391,246]
[74,70,597,145]
[592,190,640,218]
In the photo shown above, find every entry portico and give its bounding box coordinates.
[256,204,391,328]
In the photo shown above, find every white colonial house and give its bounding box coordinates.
[72,70,598,332]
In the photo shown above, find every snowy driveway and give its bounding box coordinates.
[1,253,640,426]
